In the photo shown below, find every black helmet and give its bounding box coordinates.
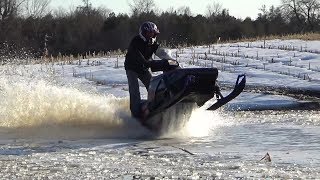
[139,21,160,36]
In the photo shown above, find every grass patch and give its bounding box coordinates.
[228,32,320,43]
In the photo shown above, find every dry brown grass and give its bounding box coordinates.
[225,32,320,43]
[288,32,320,40]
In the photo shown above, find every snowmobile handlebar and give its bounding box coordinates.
[150,59,180,72]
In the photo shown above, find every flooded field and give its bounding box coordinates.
[0,110,319,179]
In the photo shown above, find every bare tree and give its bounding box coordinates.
[23,0,51,18]
[177,6,192,16]
[96,6,112,19]
[80,0,91,15]
[299,0,320,29]
[0,0,25,20]
[281,0,303,24]
[281,0,320,30]
[52,6,68,18]
[166,6,175,14]
[128,0,156,15]
[259,5,268,16]
[206,1,223,17]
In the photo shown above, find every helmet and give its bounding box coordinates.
[139,21,160,37]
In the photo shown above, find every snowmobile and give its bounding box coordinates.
[139,59,246,132]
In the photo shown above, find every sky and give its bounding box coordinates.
[51,0,281,19]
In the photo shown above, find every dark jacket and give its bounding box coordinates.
[125,35,159,74]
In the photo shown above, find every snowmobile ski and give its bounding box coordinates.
[207,74,246,110]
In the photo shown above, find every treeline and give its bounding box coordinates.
[0,0,320,58]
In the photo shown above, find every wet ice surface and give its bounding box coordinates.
[1,111,320,179]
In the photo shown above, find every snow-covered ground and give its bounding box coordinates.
[0,39,319,178]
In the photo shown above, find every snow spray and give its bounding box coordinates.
[0,65,147,139]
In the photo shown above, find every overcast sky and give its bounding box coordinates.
[51,0,281,19]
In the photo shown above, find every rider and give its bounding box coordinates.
[125,21,160,119]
